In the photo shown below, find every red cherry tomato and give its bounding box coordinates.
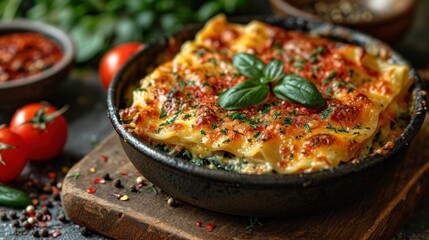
[0,126,28,182]
[10,102,68,161]
[98,42,143,90]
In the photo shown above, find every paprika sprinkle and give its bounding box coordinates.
[0,32,63,82]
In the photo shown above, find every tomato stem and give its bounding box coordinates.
[0,143,14,166]
[23,104,69,131]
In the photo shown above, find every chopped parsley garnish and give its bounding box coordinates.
[326,122,336,132]
[195,49,205,57]
[222,139,231,143]
[328,71,337,79]
[274,111,282,119]
[159,114,178,126]
[314,46,325,55]
[261,105,271,114]
[208,58,217,65]
[283,117,293,126]
[227,112,248,122]
[273,40,282,49]
[211,124,218,129]
[183,113,192,120]
[253,132,261,138]
[325,86,333,96]
[159,107,167,119]
[289,110,298,116]
[200,130,206,135]
[221,128,228,134]
[304,123,311,132]
[155,128,163,133]
[278,128,286,134]
[320,108,333,120]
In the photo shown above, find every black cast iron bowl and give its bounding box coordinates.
[107,16,426,217]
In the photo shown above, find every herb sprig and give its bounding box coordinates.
[218,53,326,110]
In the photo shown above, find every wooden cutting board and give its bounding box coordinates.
[62,115,429,240]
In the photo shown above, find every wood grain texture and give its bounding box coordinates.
[62,116,429,240]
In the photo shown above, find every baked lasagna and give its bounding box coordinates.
[120,15,411,174]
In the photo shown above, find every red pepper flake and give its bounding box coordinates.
[39,195,48,201]
[42,214,52,222]
[100,155,109,162]
[47,172,57,179]
[93,177,106,184]
[37,221,47,227]
[205,223,215,232]
[87,186,96,194]
[112,193,121,199]
[196,220,202,227]
[120,172,128,176]
[50,229,61,238]
[52,186,60,195]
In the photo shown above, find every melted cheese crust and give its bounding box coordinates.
[121,15,411,174]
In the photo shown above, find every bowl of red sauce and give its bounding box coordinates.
[0,19,75,110]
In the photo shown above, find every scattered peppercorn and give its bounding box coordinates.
[136,176,146,184]
[40,207,49,215]
[11,220,19,228]
[103,173,111,181]
[46,201,54,208]
[80,226,91,237]
[167,197,176,207]
[114,179,122,188]
[29,192,38,199]
[32,229,40,237]
[40,228,49,237]
[129,185,137,192]
[58,213,67,223]
[27,216,36,225]
[119,195,129,201]
[43,183,52,193]
[0,212,7,221]
[53,194,61,201]
[26,205,35,214]
[23,220,32,229]
[9,210,17,219]
[36,212,43,221]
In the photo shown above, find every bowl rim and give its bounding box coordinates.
[0,19,75,89]
[107,15,426,188]
[269,0,417,27]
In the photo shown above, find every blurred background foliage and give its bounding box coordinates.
[0,0,249,63]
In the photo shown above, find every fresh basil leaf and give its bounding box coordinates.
[274,75,326,110]
[232,53,265,79]
[218,80,269,110]
[261,59,284,83]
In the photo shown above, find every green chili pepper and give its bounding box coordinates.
[0,184,31,208]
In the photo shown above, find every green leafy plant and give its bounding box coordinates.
[218,53,326,110]
[2,0,246,63]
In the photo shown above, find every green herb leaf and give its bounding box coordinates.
[320,108,332,120]
[232,53,265,79]
[218,80,269,110]
[273,75,326,110]
[261,59,284,83]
